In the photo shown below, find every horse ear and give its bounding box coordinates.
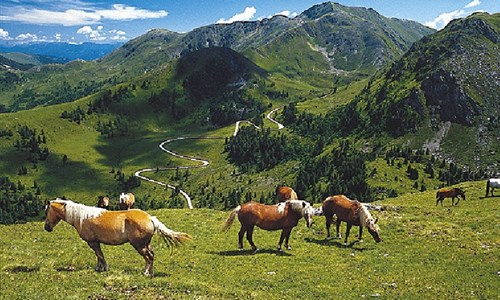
[302,201,306,208]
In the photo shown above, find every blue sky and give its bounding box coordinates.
[0,0,498,44]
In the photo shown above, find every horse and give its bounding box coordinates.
[222,200,315,253]
[119,192,135,210]
[436,187,465,206]
[322,195,381,245]
[96,195,110,209]
[276,186,298,203]
[44,199,192,277]
[485,178,500,197]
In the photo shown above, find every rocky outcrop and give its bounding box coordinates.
[421,69,481,125]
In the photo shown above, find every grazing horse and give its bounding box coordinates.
[44,199,191,277]
[96,195,110,209]
[322,195,381,245]
[119,192,135,210]
[222,200,315,253]
[436,187,465,206]
[485,178,500,197]
[276,186,298,203]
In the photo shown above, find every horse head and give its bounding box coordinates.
[458,189,466,201]
[44,200,66,232]
[366,218,381,243]
[300,201,315,228]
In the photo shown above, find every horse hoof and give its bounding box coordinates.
[286,245,292,250]
[252,248,260,254]
[326,236,333,241]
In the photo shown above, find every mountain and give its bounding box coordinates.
[336,12,499,166]
[0,52,68,68]
[0,2,432,113]
[0,42,123,61]
[103,2,433,78]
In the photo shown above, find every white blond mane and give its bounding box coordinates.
[277,200,311,215]
[52,199,105,228]
[358,204,377,229]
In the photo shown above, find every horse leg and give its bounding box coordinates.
[335,219,342,239]
[325,215,333,240]
[246,225,258,253]
[358,226,363,242]
[344,223,353,245]
[133,242,155,277]
[238,225,246,251]
[280,228,292,250]
[280,228,293,251]
[87,242,108,272]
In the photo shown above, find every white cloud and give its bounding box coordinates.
[109,29,127,41]
[465,0,481,8]
[217,6,256,24]
[55,33,62,41]
[425,0,484,30]
[16,33,39,41]
[0,4,168,26]
[97,4,167,21]
[77,25,106,41]
[0,28,10,39]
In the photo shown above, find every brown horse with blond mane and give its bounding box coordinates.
[436,187,465,206]
[322,195,381,245]
[222,200,314,253]
[44,199,192,277]
[276,186,298,202]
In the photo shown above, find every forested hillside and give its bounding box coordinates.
[0,4,498,225]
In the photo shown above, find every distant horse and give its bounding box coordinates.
[44,199,191,277]
[119,192,135,210]
[436,187,465,206]
[485,179,500,197]
[222,200,315,253]
[322,195,381,245]
[96,195,109,209]
[276,186,298,203]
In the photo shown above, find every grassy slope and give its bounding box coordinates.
[1,180,498,299]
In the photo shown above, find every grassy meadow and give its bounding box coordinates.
[1,180,498,299]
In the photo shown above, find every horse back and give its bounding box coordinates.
[81,209,154,245]
[239,202,297,230]
[276,186,296,202]
[323,195,361,225]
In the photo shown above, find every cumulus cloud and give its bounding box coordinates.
[109,29,127,41]
[16,33,39,41]
[424,0,484,30]
[465,0,481,8]
[0,4,167,26]
[77,25,106,41]
[217,6,256,24]
[424,9,468,29]
[0,28,10,39]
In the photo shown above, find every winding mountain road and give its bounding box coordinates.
[134,107,284,209]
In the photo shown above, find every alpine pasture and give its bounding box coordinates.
[1,180,498,299]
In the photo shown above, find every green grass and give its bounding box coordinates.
[1,180,498,299]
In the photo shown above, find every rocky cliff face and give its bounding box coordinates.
[421,70,481,126]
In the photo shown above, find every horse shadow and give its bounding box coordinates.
[214,249,292,257]
[304,237,374,251]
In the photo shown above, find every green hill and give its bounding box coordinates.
[0,2,432,113]
[1,180,498,299]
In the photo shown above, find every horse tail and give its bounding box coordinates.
[222,205,241,233]
[290,189,298,200]
[486,180,490,197]
[151,216,192,248]
[436,191,440,199]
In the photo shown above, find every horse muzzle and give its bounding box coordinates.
[44,223,53,232]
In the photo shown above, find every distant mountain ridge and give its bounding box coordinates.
[0,42,123,61]
[103,2,434,77]
[0,1,434,112]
